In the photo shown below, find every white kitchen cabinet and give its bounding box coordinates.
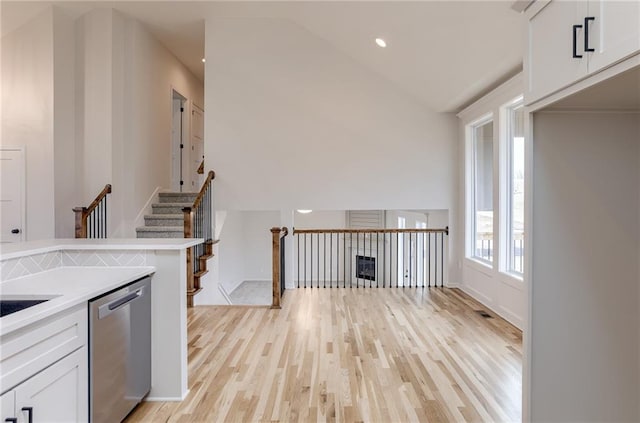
[0,304,88,423]
[13,348,87,423]
[1,391,16,422]
[588,0,640,73]
[525,0,640,104]
[1,348,87,423]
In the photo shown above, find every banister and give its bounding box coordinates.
[73,184,112,239]
[191,170,215,211]
[85,184,112,216]
[293,227,449,235]
[271,226,288,309]
[183,170,216,307]
[293,226,449,288]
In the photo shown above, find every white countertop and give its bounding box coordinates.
[0,266,155,335]
[0,238,203,260]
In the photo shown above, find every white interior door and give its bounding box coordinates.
[171,90,187,192]
[1,148,25,242]
[191,104,205,190]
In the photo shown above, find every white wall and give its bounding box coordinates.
[1,9,55,240]
[217,210,280,293]
[75,8,116,208]
[74,9,204,237]
[457,74,525,329]
[117,17,204,236]
[530,111,639,422]
[293,210,346,229]
[204,18,458,212]
[52,8,78,237]
[2,7,205,240]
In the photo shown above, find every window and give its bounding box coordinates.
[470,117,494,263]
[505,98,525,274]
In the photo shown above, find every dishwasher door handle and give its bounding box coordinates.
[98,287,145,319]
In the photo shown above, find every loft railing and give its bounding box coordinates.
[183,170,215,306]
[293,227,449,288]
[270,227,288,309]
[73,184,112,238]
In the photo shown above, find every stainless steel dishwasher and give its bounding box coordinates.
[89,276,151,423]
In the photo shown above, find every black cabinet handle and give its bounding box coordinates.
[11,228,20,234]
[5,418,18,423]
[584,16,595,52]
[21,407,33,423]
[573,24,583,58]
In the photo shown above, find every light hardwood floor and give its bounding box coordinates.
[126,288,522,422]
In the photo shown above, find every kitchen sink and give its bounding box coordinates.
[0,297,56,317]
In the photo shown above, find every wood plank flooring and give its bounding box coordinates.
[126,288,522,422]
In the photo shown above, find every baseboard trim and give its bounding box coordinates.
[134,186,163,230]
[218,284,232,305]
[144,389,189,402]
[459,285,523,330]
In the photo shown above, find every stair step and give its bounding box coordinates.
[151,203,192,215]
[144,214,183,227]
[194,269,208,278]
[135,226,184,239]
[158,192,198,204]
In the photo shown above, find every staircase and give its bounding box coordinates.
[136,189,216,306]
[136,192,197,238]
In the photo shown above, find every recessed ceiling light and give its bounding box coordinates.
[201,58,206,63]
[375,38,387,48]
[296,210,312,214]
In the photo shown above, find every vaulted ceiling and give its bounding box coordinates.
[2,1,524,112]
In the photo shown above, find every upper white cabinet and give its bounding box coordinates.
[525,0,640,104]
[588,0,640,73]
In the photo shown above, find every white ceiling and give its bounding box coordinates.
[2,1,524,112]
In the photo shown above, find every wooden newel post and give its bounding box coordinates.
[183,207,195,307]
[271,227,282,309]
[73,207,87,238]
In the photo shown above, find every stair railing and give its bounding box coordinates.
[292,227,449,288]
[73,184,112,238]
[270,227,289,309]
[183,170,215,306]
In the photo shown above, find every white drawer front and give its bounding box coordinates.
[0,304,87,394]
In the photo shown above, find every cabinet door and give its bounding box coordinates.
[587,0,640,73]
[526,0,588,104]
[1,390,16,422]
[15,348,88,423]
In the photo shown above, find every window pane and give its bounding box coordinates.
[508,103,525,274]
[473,120,494,262]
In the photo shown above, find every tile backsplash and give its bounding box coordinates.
[1,250,151,281]
[62,250,150,267]
[1,252,62,281]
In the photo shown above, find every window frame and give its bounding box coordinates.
[466,113,495,266]
[500,95,525,279]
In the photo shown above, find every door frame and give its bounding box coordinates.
[170,87,190,192]
[1,146,26,241]
[190,102,205,191]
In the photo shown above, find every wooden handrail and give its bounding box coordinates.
[190,170,215,211]
[294,227,449,235]
[73,184,112,238]
[271,226,288,309]
[86,184,112,215]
